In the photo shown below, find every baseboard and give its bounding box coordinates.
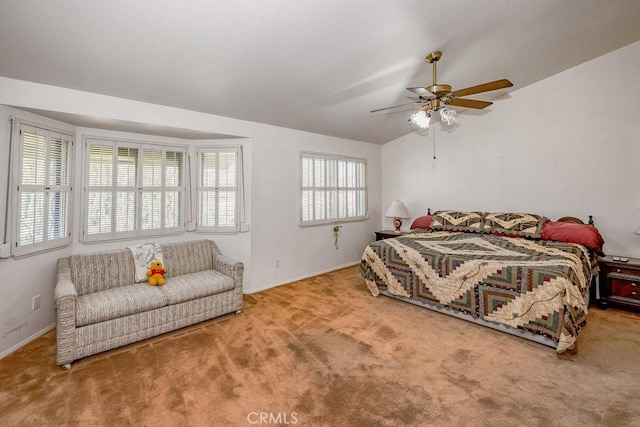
[0,323,55,361]
[245,262,360,294]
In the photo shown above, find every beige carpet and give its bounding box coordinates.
[1,265,639,426]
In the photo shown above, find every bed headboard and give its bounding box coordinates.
[556,215,594,226]
[424,209,594,226]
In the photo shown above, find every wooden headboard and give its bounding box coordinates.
[557,215,594,226]
[424,209,595,226]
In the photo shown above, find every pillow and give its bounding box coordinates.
[482,212,549,238]
[430,210,486,233]
[541,221,605,255]
[410,215,433,230]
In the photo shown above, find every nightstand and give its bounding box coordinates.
[375,230,404,241]
[598,255,640,311]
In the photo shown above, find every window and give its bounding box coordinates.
[14,123,73,256]
[300,152,367,225]
[84,138,185,241]
[196,147,239,232]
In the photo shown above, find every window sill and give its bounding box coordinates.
[298,216,369,228]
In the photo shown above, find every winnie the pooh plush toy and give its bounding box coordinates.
[146,260,168,286]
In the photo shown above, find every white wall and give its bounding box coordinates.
[250,124,381,292]
[0,77,382,358]
[382,40,640,256]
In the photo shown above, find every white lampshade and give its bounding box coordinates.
[409,110,431,129]
[439,107,458,125]
[385,200,410,219]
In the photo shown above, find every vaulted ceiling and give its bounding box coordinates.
[1,0,640,144]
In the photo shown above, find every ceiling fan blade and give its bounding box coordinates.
[370,101,424,113]
[448,98,493,109]
[406,87,435,97]
[451,79,513,98]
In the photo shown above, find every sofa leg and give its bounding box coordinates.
[62,363,71,370]
[236,309,243,315]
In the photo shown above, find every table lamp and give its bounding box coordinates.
[385,200,410,233]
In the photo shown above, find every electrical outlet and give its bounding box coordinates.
[32,295,41,311]
[275,260,280,268]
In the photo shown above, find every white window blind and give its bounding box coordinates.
[164,149,185,230]
[84,138,185,241]
[115,145,137,235]
[197,147,239,232]
[15,124,73,256]
[300,152,367,225]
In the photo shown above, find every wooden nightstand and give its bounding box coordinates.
[598,255,640,311]
[375,230,405,241]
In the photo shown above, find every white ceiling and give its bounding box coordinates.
[1,0,640,144]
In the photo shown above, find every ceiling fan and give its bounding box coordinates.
[371,51,513,127]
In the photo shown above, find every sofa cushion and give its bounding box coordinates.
[161,240,215,277]
[159,270,235,305]
[75,284,168,327]
[70,250,136,295]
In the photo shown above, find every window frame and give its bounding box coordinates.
[11,121,74,257]
[195,146,240,233]
[82,136,187,242]
[299,151,368,227]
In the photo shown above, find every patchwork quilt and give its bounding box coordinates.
[361,231,598,352]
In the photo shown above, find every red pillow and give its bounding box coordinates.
[410,215,433,230]
[540,221,605,255]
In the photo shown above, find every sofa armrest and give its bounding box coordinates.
[215,254,244,287]
[55,257,77,365]
[55,257,77,303]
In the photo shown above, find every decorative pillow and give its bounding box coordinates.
[410,215,433,230]
[430,210,486,233]
[482,212,549,238]
[541,221,605,255]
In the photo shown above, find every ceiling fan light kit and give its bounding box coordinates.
[371,51,513,130]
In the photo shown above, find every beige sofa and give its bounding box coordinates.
[54,240,243,366]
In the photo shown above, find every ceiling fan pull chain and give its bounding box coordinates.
[433,128,437,162]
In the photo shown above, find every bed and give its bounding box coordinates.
[361,210,605,353]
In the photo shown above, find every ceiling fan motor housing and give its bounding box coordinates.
[423,85,453,111]
[427,84,451,94]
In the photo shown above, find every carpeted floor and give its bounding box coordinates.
[1,265,640,426]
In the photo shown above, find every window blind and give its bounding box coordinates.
[15,124,73,256]
[84,138,185,241]
[164,150,184,230]
[197,147,239,232]
[300,152,367,225]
